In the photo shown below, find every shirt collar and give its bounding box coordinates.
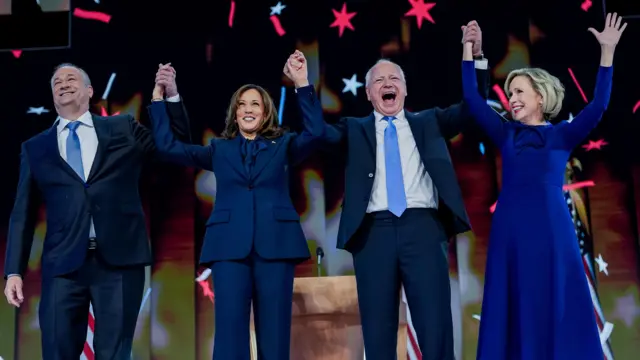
[374,110,405,123]
[56,111,94,134]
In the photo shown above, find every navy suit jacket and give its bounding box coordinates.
[4,101,191,278]
[147,85,325,264]
[324,66,490,250]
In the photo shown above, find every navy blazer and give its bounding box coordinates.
[4,101,191,278]
[323,66,490,250]
[147,85,325,264]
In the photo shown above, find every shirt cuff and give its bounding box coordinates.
[294,84,314,94]
[166,94,180,102]
[7,274,20,278]
[474,59,488,70]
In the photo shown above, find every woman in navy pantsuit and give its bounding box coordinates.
[148,50,325,359]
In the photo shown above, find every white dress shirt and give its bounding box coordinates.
[367,110,438,213]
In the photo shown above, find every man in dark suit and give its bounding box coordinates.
[3,63,190,359]
[324,21,489,359]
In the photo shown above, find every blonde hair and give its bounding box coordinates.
[504,68,565,120]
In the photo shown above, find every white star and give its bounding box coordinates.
[595,253,609,276]
[270,1,286,15]
[342,74,363,96]
[27,106,49,115]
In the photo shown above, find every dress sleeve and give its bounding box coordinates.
[461,60,507,147]
[557,66,613,150]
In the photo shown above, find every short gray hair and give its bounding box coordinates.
[504,68,565,120]
[365,59,406,87]
[50,63,92,88]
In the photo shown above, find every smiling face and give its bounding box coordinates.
[51,66,93,113]
[366,61,406,117]
[508,75,544,124]
[235,88,265,138]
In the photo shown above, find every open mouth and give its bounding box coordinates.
[381,91,396,104]
[60,91,75,97]
[512,105,523,114]
[242,116,256,122]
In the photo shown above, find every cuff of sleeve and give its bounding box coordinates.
[294,85,314,95]
[166,94,180,102]
[474,59,488,70]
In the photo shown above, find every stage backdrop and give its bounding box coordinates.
[1,0,639,359]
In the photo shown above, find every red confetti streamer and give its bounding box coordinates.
[581,0,592,11]
[270,15,286,36]
[73,8,111,23]
[490,181,595,212]
[11,50,21,58]
[632,100,640,113]
[197,273,214,303]
[492,84,510,111]
[582,139,607,151]
[100,106,120,116]
[228,1,235,28]
[568,68,588,103]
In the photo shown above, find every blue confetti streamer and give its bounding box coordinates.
[479,142,485,155]
[278,86,286,125]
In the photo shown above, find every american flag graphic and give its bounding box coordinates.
[564,186,614,359]
[80,305,95,360]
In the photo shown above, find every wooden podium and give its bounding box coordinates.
[249,276,407,360]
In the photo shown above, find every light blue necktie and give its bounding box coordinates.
[66,121,85,181]
[383,116,407,217]
[66,121,96,238]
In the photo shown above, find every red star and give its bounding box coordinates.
[582,139,608,151]
[330,3,356,37]
[405,0,436,29]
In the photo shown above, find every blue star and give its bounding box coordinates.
[342,74,363,96]
[270,2,286,15]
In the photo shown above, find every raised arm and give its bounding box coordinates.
[437,21,491,139]
[461,41,507,146]
[557,13,623,150]
[282,51,327,165]
[5,144,41,280]
[146,99,214,171]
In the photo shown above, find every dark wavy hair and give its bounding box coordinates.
[220,84,286,139]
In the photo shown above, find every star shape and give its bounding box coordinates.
[594,253,609,275]
[342,74,363,96]
[26,106,49,115]
[582,139,608,151]
[270,1,286,15]
[330,3,356,37]
[405,0,436,29]
[610,293,640,327]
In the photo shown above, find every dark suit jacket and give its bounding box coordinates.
[324,66,490,250]
[4,101,191,278]
[147,86,325,265]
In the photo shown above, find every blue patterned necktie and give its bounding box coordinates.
[383,116,407,217]
[66,121,85,181]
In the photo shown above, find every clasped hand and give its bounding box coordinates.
[283,50,309,88]
[153,63,177,100]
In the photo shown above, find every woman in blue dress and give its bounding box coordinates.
[461,13,626,360]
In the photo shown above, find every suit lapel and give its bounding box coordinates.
[87,115,111,182]
[359,114,376,156]
[220,137,248,180]
[405,111,425,154]
[251,138,283,180]
[43,124,84,182]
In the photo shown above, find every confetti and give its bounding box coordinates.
[27,107,49,115]
[11,50,21,59]
[594,254,609,275]
[582,139,607,151]
[278,86,286,125]
[270,1,286,15]
[196,270,215,302]
[228,1,236,28]
[270,15,286,36]
[100,106,120,116]
[632,100,640,113]
[491,84,510,111]
[342,74,363,96]
[567,68,588,103]
[581,0,593,12]
[330,3,356,37]
[599,322,613,345]
[196,268,212,281]
[101,73,117,100]
[479,142,485,155]
[405,0,436,29]
[73,8,112,23]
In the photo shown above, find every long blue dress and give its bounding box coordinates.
[461,60,612,360]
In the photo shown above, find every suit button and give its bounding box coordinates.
[368,173,373,178]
